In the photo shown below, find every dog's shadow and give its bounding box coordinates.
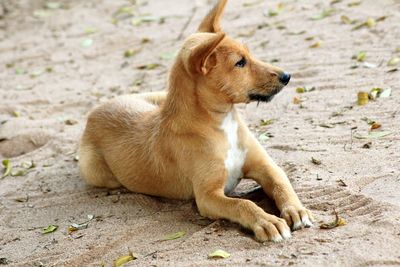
[231,179,280,216]
[92,179,278,240]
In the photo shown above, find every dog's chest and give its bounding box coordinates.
[220,112,247,194]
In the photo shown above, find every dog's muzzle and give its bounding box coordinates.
[248,93,276,103]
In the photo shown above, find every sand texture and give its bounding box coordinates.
[1,0,400,266]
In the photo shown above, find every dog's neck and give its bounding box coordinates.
[161,60,234,132]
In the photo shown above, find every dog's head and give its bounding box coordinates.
[179,0,290,105]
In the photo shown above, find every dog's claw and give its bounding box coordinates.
[253,215,291,242]
[281,205,314,231]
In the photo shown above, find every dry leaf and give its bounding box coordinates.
[369,88,391,100]
[330,0,342,5]
[42,224,58,234]
[319,123,335,128]
[311,9,335,20]
[387,57,400,66]
[357,91,369,105]
[208,249,231,259]
[293,97,302,104]
[114,254,136,267]
[137,63,161,70]
[65,119,78,126]
[370,122,381,130]
[243,0,264,7]
[45,2,62,10]
[296,86,315,93]
[361,117,375,125]
[1,159,12,178]
[366,18,376,28]
[12,111,21,117]
[162,231,186,241]
[131,15,160,26]
[258,132,270,141]
[320,211,346,229]
[260,119,274,126]
[348,1,361,7]
[68,214,95,233]
[340,15,352,24]
[309,41,322,48]
[353,51,366,62]
[124,49,138,58]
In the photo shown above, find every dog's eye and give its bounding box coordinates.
[235,57,247,68]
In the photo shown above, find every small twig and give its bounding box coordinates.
[344,126,357,151]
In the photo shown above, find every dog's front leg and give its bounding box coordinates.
[243,141,314,230]
[193,171,291,242]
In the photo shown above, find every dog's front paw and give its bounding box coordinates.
[252,215,291,243]
[281,205,314,230]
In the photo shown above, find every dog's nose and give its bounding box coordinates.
[279,72,291,85]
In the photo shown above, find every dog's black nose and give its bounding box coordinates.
[279,72,291,85]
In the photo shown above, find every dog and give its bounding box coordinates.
[78,0,313,242]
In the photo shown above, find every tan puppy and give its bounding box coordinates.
[79,0,313,242]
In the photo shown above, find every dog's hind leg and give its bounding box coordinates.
[78,140,121,189]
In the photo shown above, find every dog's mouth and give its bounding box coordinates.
[248,86,283,104]
[248,93,276,103]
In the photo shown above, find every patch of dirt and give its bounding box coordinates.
[1,0,400,266]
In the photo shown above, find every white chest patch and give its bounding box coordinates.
[220,112,247,194]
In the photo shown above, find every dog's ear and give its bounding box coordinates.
[198,0,227,33]
[189,32,225,75]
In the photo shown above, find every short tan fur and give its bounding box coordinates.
[79,0,313,242]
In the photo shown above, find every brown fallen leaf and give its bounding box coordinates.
[320,211,346,229]
[293,97,302,104]
[370,122,381,130]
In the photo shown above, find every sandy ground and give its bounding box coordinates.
[1,0,400,266]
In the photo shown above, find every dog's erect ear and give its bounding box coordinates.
[198,0,227,33]
[189,32,225,75]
